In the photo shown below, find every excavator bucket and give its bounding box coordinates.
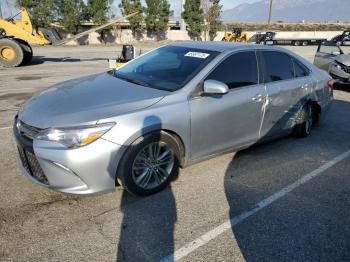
[38,28,63,45]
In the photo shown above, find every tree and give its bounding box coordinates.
[86,0,112,25]
[145,0,173,39]
[58,0,85,34]
[119,0,144,39]
[205,0,222,41]
[17,0,58,28]
[182,0,204,40]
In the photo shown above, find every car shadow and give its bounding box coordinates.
[116,188,177,261]
[224,98,350,261]
[334,82,350,92]
[23,56,108,66]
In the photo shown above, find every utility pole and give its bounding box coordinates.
[268,0,273,25]
[180,0,186,31]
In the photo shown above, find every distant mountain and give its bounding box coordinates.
[221,0,350,23]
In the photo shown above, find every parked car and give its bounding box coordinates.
[331,30,350,46]
[314,41,350,85]
[14,42,333,196]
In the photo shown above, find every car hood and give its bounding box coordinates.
[335,54,350,66]
[18,72,168,128]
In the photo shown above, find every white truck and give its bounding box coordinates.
[256,31,328,46]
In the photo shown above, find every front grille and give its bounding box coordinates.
[17,146,49,185]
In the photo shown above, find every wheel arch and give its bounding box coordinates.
[131,128,186,167]
[307,99,321,124]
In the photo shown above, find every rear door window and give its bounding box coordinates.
[260,51,294,83]
[293,59,310,78]
[206,51,259,89]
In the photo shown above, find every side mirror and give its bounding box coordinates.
[203,80,229,95]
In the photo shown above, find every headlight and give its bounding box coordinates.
[35,122,115,149]
[331,61,345,71]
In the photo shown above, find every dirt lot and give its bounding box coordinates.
[0,45,350,262]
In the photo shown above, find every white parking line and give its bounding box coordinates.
[161,149,350,262]
[0,126,11,131]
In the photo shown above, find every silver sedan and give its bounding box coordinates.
[14,42,333,195]
[314,41,350,85]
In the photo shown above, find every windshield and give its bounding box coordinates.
[113,46,219,91]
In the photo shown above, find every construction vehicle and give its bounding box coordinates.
[0,7,137,67]
[109,45,140,69]
[116,44,136,68]
[221,28,249,43]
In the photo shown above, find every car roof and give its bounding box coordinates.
[169,41,282,53]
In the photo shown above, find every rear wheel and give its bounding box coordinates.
[17,40,33,65]
[117,132,180,195]
[294,104,314,138]
[0,39,24,67]
[294,41,301,46]
[302,41,308,46]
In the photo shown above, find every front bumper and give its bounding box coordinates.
[13,120,127,195]
[329,65,350,86]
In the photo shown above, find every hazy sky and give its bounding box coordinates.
[0,0,260,18]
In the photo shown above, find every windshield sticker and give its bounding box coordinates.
[185,52,210,59]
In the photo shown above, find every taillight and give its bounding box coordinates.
[327,79,334,89]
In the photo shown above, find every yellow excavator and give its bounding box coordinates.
[0,7,137,67]
[222,28,249,43]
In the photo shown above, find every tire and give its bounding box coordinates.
[117,131,180,195]
[294,103,314,138]
[302,41,308,46]
[294,41,301,46]
[16,40,33,65]
[0,39,24,67]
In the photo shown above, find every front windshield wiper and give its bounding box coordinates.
[114,72,152,88]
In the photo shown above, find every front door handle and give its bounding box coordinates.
[252,93,265,102]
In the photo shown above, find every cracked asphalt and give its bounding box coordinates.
[0,45,350,261]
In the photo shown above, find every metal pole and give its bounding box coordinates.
[180,0,186,31]
[268,0,273,25]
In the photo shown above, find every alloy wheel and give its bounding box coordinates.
[132,142,174,190]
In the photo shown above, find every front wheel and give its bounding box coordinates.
[0,39,24,67]
[117,132,180,195]
[294,104,314,138]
